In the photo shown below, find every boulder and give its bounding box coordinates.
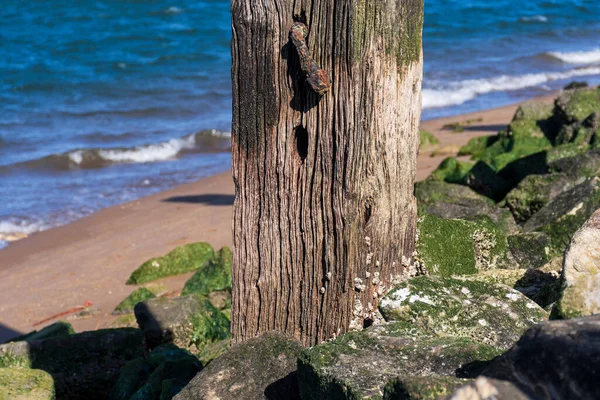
[416,214,510,276]
[175,332,303,400]
[113,287,157,315]
[113,344,202,400]
[0,328,145,400]
[555,208,600,318]
[425,201,516,234]
[298,322,503,400]
[458,135,498,159]
[384,376,469,400]
[504,173,575,223]
[553,87,600,125]
[523,177,600,257]
[0,368,55,400]
[482,315,600,399]
[512,100,553,122]
[549,147,600,179]
[181,247,232,308]
[444,377,530,400]
[429,157,474,184]
[127,242,214,285]
[379,276,548,350]
[4,321,74,343]
[134,294,230,353]
[419,130,439,151]
[506,232,550,269]
[414,180,492,212]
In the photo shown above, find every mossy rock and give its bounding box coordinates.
[0,328,145,400]
[0,368,55,400]
[553,87,600,124]
[416,214,510,277]
[414,180,492,210]
[419,130,439,150]
[512,100,554,122]
[134,294,231,354]
[549,147,600,179]
[110,313,139,329]
[504,173,575,223]
[429,157,474,183]
[127,242,214,285]
[181,247,232,305]
[198,339,230,367]
[113,288,157,315]
[113,344,201,400]
[6,321,74,343]
[507,232,550,269]
[379,275,548,350]
[458,135,498,159]
[524,178,600,258]
[298,322,503,400]
[383,376,469,400]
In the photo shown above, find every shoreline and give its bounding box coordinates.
[0,94,556,342]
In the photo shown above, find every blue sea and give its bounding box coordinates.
[1,0,599,248]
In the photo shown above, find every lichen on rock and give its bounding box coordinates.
[379,275,548,350]
[0,368,55,400]
[181,247,232,309]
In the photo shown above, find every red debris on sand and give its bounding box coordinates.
[33,300,93,327]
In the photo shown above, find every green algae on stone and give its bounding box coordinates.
[383,376,469,400]
[198,339,230,367]
[379,275,548,350]
[419,130,439,150]
[512,100,553,122]
[298,322,503,400]
[134,294,231,354]
[416,214,510,277]
[554,87,600,124]
[429,157,474,184]
[507,232,550,268]
[113,288,157,315]
[458,135,498,159]
[7,321,74,343]
[414,180,492,212]
[0,368,55,400]
[127,242,214,285]
[181,247,232,301]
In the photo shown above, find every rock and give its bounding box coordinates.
[0,368,55,400]
[416,214,511,276]
[198,339,230,366]
[298,322,503,400]
[426,200,516,232]
[0,328,145,400]
[113,287,157,315]
[127,242,214,285]
[429,157,474,184]
[113,344,202,400]
[419,130,439,151]
[181,247,232,308]
[384,376,469,400]
[444,377,530,400]
[512,100,553,122]
[504,173,576,223]
[379,276,548,350]
[555,208,600,318]
[482,315,600,399]
[563,81,589,91]
[506,232,550,268]
[458,136,498,159]
[415,180,492,210]
[549,147,600,179]
[175,332,303,400]
[553,87,600,125]
[523,177,600,257]
[134,294,230,353]
[5,321,74,343]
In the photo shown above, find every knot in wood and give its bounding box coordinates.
[289,22,331,96]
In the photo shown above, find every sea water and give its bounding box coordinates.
[1,0,599,248]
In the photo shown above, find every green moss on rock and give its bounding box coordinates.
[507,232,550,269]
[298,322,503,400]
[383,376,469,400]
[379,275,548,350]
[181,247,232,302]
[419,130,439,150]
[113,288,157,315]
[458,135,498,159]
[429,157,474,183]
[416,214,510,276]
[554,87,600,124]
[0,368,55,400]
[127,242,214,285]
[7,321,74,343]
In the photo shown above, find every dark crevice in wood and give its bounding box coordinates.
[294,124,309,161]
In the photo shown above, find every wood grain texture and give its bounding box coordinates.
[231,0,424,345]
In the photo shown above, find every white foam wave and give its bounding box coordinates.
[423,66,600,109]
[519,15,548,23]
[98,136,196,163]
[548,49,600,65]
[165,6,183,14]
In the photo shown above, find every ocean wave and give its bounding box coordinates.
[4,130,231,171]
[547,49,600,65]
[423,66,600,109]
[519,15,548,23]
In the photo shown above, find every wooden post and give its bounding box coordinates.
[231,0,424,346]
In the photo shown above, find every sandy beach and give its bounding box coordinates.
[0,96,554,342]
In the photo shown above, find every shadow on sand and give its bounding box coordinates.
[162,194,234,206]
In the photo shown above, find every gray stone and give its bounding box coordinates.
[298,322,503,400]
[483,315,600,400]
[0,368,55,400]
[0,328,145,400]
[549,148,600,179]
[444,377,531,400]
[507,232,550,269]
[379,276,548,350]
[174,332,303,400]
[555,208,600,318]
[134,294,230,354]
[383,376,469,400]
[4,321,74,344]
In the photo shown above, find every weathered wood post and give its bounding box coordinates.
[231,0,424,346]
